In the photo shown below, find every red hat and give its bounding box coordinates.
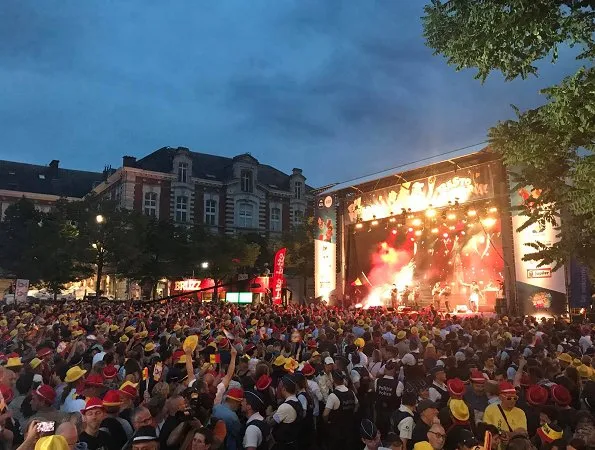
[256,374,272,391]
[447,378,465,397]
[499,381,517,395]
[551,384,571,406]
[85,374,104,387]
[36,348,52,359]
[307,339,317,349]
[226,388,244,402]
[526,385,548,406]
[81,397,105,414]
[301,363,316,377]
[102,365,118,380]
[34,384,56,405]
[119,383,138,399]
[102,390,123,407]
[0,385,14,403]
[470,370,486,384]
[217,338,229,349]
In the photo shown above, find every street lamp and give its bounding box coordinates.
[96,214,104,224]
[201,261,209,270]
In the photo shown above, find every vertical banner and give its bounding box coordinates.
[509,184,567,315]
[15,279,29,305]
[569,259,591,309]
[272,248,287,305]
[315,195,337,302]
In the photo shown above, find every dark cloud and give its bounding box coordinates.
[0,0,582,187]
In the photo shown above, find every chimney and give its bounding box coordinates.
[49,160,60,169]
[122,156,137,167]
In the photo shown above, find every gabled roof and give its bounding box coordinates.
[135,147,312,192]
[0,160,104,198]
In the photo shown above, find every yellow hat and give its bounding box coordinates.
[449,399,470,421]
[273,355,286,366]
[577,364,591,379]
[144,343,156,353]
[572,358,582,367]
[557,353,572,364]
[413,442,434,450]
[354,338,365,348]
[34,435,69,450]
[64,366,87,383]
[6,357,22,369]
[120,335,129,343]
[29,358,42,370]
[397,330,406,340]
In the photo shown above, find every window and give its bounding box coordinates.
[177,162,188,183]
[175,196,188,222]
[144,192,157,217]
[205,199,217,226]
[294,209,304,225]
[270,207,281,231]
[238,202,254,228]
[294,181,303,200]
[241,170,253,193]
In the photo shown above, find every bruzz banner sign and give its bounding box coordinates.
[271,248,287,305]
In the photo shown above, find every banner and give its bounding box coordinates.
[15,279,29,305]
[509,184,567,315]
[344,162,496,224]
[315,195,337,301]
[569,259,592,309]
[272,248,287,305]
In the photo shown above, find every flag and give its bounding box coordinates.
[210,353,221,364]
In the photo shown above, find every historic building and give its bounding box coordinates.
[0,159,104,218]
[92,146,312,236]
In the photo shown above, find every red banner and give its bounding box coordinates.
[272,248,287,305]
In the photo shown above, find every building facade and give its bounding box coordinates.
[92,146,312,236]
[0,159,104,218]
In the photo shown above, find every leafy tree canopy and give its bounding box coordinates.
[423,0,595,276]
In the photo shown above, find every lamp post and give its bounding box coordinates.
[94,214,105,300]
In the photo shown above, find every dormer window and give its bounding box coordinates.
[294,181,303,200]
[241,170,253,193]
[177,162,188,183]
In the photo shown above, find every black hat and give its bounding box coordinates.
[360,419,378,440]
[132,426,159,443]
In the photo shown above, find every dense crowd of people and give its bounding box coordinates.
[0,301,594,450]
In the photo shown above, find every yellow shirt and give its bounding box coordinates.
[483,403,527,433]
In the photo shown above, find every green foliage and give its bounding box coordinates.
[423,0,595,277]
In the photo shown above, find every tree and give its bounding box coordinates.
[423,0,595,276]
[281,217,315,300]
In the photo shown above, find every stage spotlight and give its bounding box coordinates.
[371,220,378,226]
[482,217,497,228]
[355,223,363,229]
[412,218,422,227]
[489,206,498,213]
[426,208,436,218]
[467,209,477,217]
[414,230,422,237]
[447,212,457,220]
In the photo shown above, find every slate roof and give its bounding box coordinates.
[136,147,311,191]
[0,160,104,198]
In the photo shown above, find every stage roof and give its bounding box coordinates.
[317,143,491,196]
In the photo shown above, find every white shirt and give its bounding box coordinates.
[396,404,414,440]
[243,412,265,449]
[274,396,299,424]
[325,385,358,411]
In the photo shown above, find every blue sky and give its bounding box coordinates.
[0,1,581,187]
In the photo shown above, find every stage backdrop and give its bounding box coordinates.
[315,195,337,301]
[346,213,504,309]
[509,183,567,315]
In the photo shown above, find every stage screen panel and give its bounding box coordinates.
[347,212,504,310]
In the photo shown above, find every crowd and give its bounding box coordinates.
[0,301,594,450]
